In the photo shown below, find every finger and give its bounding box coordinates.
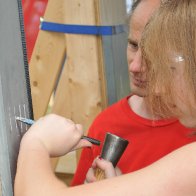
[115,167,122,176]
[85,167,96,183]
[90,156,99,168]
[92,159,97,169]
[95,158,116,178]
[75,123,82,130]
[75,124,84,135]
[72,139,92,151]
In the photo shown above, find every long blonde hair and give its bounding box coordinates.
[141,0,196,119]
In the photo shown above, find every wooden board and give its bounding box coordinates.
[29,0,66,120]
[51,0,129,170]
[51,0,106,169]
[52,0,107,131]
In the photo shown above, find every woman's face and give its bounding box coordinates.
[170,57,196,128]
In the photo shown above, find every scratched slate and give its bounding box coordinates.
[0,0,33,195]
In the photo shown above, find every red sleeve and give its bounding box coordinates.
[71,146,94,186]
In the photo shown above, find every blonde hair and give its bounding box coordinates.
[141,0,196,118]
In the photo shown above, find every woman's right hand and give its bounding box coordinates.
[21,114,92,157]
[85,157,122,183]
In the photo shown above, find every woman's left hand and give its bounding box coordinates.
[85,157,122,183]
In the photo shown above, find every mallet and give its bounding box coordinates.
[95,132,129,180]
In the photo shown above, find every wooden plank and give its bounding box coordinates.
[51,0,108,138]
[51,0,107,169]
[51,0,128,171]
[29,0,66,120]
[52,0,107,133]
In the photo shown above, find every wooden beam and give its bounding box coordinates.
[51,0,128,170]
[29,0,66,120]
[52,0,107,131]
[51,0,107,169]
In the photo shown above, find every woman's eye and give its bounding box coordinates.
[127,39,138,51]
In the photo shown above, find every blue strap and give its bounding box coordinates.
[40,20,126,36]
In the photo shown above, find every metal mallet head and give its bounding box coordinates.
[94,132,129,180]
[100,132,129,167]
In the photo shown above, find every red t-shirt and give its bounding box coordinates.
[71,96,195,186]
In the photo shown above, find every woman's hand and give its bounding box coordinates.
[21,114,92,157]
[85,157,122,183]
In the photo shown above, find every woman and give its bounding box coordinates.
[15,0,196,195]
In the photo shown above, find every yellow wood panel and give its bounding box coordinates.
[31,0,127,172]
[51,0,107,169]
[52,0,107,129]
[30,0,66,120]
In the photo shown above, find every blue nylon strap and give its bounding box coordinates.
[40,20,126,36]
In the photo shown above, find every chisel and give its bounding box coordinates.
[16,117,100,146]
